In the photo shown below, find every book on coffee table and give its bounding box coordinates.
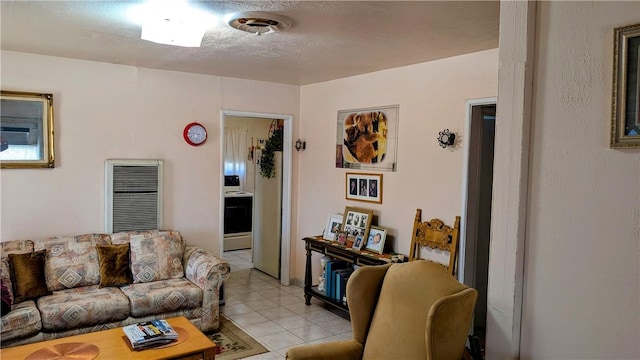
[123,319,179,350]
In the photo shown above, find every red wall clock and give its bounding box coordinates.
[183,122,207,146]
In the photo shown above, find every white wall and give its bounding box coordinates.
[0,51,300,255]
[518,2,640,358]
[296,49,499,281]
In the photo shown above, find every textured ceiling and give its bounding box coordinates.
[0,1,500,85]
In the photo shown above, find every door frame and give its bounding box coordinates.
[219,109,293,286]
[459,97,496,286]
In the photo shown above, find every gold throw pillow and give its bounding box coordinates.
[96,244,132,288]
[8,250,51,303]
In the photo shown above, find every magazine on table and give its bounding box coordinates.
[123,319,178,349]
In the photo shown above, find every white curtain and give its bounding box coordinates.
[224,128,249,189]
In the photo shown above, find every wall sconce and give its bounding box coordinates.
[295,139,306,151]
[437,129,456,148]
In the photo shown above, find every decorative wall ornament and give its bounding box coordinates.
[437,129,456,148]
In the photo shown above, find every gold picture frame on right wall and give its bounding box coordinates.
[611,23,640,148]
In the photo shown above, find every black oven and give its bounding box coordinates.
[224,195,253,235]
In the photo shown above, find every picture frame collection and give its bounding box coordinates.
[322,206,387,255]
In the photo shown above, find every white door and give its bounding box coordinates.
[252,151,282,278]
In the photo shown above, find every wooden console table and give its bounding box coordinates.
[303,236,392,313]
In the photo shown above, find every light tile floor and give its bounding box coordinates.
[222,249,352,359]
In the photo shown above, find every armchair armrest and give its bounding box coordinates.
[346,263,391,343]
[426,287,478,360]
[183,245,231,331]
[286,339,363,360]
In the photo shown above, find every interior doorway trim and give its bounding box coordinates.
[220,109,293,286]
[459,97,497,285]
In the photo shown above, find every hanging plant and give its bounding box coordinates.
[259,127,283,178]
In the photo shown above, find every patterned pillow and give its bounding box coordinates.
[126,230,185,283]
[36,234,111,291]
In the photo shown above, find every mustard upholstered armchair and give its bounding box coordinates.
[286,260,477,360]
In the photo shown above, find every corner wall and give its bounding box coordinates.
[296,49,499,281]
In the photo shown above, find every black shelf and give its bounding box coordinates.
[302,236,390,313]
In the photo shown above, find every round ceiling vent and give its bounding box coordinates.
[226,12,291,35]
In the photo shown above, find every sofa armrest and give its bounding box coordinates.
[286,339,363,360]
[183,245,230,331]
[184,245,230,289]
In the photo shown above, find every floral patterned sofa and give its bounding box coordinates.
[0,230,230,348]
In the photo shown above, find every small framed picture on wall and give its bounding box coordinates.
[345,172,383,204]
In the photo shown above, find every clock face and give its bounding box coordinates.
[184,123,207,146]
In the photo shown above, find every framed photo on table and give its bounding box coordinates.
[364,226,387,254]
[335,231,348,246]
[345,172,383,204]
[341,206,373,240]
[352,235,364,251]
[610,23,640,148]
[323,213,343,241]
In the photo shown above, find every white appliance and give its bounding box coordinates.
[252,151,282,278]
[223,175,253,251]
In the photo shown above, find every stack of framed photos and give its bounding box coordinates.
[323,206,388,255]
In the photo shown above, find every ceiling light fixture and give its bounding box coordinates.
[129,1,216,47]
[225,12,291,36]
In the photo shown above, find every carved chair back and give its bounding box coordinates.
[408,209,460,276]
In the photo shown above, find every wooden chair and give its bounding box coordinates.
[409,209,461,276]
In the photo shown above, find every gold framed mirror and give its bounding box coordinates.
[611,23,640,148]
[0,91,55,168]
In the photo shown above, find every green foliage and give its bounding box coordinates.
[259,128,283,178]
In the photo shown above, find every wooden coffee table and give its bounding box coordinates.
[0,316,215,360]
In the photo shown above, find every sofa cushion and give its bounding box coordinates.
[37,286,130,331]
[8,250,51,303]
[120,278,202,317]
[36,234,112,291]
[0,300,42,342]
[1,240,35,304]
[96,244,132,288]
[112,230,185,283]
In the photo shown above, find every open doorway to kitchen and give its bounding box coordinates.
[460,99,496,359]
[220,110,293,286]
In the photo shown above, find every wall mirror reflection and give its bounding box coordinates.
[0,91,55,168]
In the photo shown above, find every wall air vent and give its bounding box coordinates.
[226,12,291,35]
[104,159,163,233]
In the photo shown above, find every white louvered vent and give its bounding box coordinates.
[105,159,163,233]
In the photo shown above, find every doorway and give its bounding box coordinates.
[220,110,293,286]
[460,99,496,358]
